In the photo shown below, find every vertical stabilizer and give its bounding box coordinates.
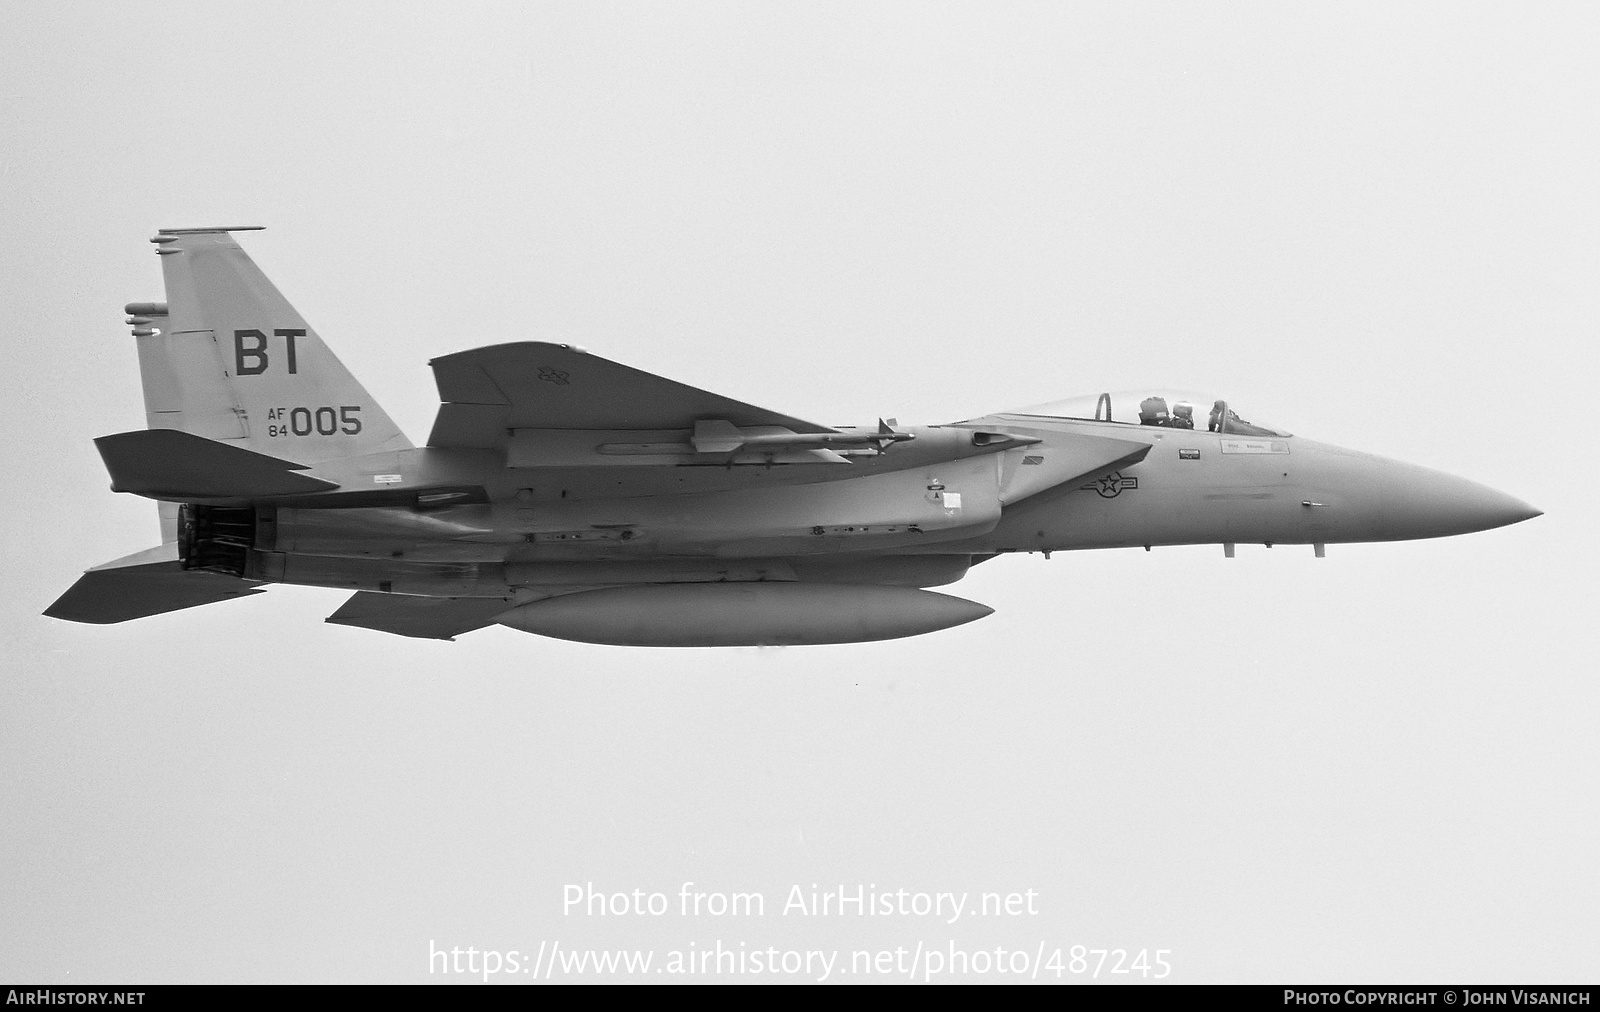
[131,228,413,473]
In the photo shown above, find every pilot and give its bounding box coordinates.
[1139,396,1170,426]
[1171,401,1195,429]
[1208,400,1227,432]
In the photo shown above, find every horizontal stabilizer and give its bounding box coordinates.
[325,592,512,641]
[45,544,264,624]
[428,342,833,449]
[95,429,339,499]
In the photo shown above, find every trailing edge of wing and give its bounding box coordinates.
[325,592,513,640]
[95,428,339,499]
[44,544,265,624]
[427,341,834,449]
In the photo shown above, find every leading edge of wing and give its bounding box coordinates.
[426,342,834,449]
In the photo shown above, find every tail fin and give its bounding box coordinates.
[130,227,413,473]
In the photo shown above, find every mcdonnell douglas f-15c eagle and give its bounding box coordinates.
[46,228,1541,646]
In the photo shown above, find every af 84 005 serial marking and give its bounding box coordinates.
[45,227,1541,646]
[265,405,363,438]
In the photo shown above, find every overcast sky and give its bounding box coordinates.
[2,1,1595,984]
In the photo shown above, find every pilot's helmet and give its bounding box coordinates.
[1138,396,1170,426]
[1172,401,1195,428]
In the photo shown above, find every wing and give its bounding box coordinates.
[324,592,512,640]
[426,342,834,449]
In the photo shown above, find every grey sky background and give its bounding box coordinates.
[2,1,1595,983]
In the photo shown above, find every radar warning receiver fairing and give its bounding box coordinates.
[45,229,1542,646]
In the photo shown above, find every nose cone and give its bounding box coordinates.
[1297,441,1541,542]
[1377,467,1541,540]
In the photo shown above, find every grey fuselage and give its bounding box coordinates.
[218,412,1537,602]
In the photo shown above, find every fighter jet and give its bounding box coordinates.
[45,228,1540,646]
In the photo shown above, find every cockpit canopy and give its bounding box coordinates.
[1010,389,1291,437]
